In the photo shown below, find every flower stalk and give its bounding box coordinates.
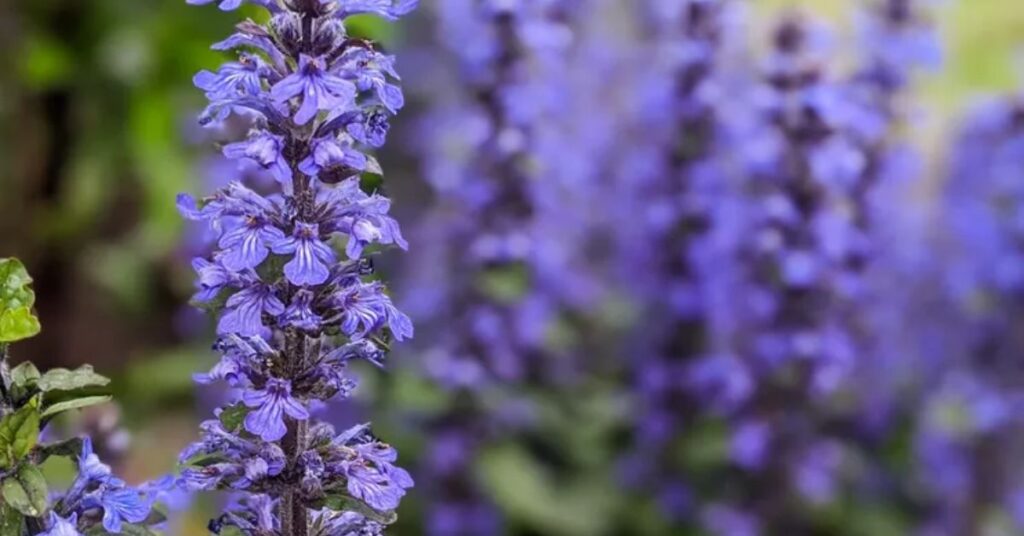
[179,1,418,534]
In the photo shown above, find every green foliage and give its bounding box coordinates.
[0,503,23,536]
[2,464,49,517]
[9,363,40,389]
[8,364,115,423]
[0,259,40,344]
[479,444,616,536]
[41,395,113,419]
[36,365,110,392]
[34,437,84,465]
[0,399,41,469]
[477,265,530,304]
[322,495,398,525]
[218,402,250,433]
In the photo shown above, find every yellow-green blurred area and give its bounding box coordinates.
[0,1,1021,534]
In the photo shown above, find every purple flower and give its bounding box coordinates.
[89,487,153,534]
[187,0,244,9]
[329,282,413,341]
[194,54,266,102]
[191,258,237,302]
[78,437,112,484]
[335,0,419,21]
[243,378,310,441]
[213,32,286,70]
[218,216,287,272]
[41,513,80,536]
[272,222,336,286]
[182,0,415,529]
[223,131,294,185]
[347,111,391,148]
[283,289,324,331]
[235,445,287,488]
[299,136,368,179]
[336,49,405,113]
[344,462,411,512]
[218,284,286,336]
[317,180,408,258]
[272,55,355,125]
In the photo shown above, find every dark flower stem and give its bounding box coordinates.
[279,14,315,522]
[282,333,309,536]
[282,152,313,536]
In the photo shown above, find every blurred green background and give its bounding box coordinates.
[0,0,1022,534]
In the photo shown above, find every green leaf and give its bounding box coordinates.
[2,464,48,517]
[9,363,40,388]
[36,365,110,392]
[476,265,529,304]
[218,403,250,433]
[33,437,83,464]
[0,260,34,311]
[41,395,112,418]
[254,254,289,284]
[321,495,397,525]
[479,445,615,536]
[0,503,22,536]
[0,259,40,343]
[0,402,41,468]
[0,310,41,345]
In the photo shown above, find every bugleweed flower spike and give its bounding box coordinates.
[178,1,416,535]
[612,0,738,525]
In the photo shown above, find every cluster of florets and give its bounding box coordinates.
[679,16,875,533]
[398,1,586,535]
[183,419,413,512]
[855,0,941,96]
[406,0,586,388]
[911,93,1024,533]
[725,17,867,393]
[178,0,416,533]
[613,0,738,522]
[43,439,161,535]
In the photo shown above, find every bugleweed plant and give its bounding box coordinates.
[177,1,416,535]
[0,258,162,535]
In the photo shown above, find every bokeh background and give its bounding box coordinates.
[3,0,1024,535]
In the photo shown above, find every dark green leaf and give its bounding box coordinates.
[0,503,22,536]
[0,401,41,468]
[36,365,110,392]
[41,386,112,418]
[142,505,168,526]
[9,363,40,388]
[180,452,222,468]
[322,495,397,525]
[254,254,288,284]
[219,403,249,433]
[41,395,112,418]
[2,464,48,517]
[33,437,83,464]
